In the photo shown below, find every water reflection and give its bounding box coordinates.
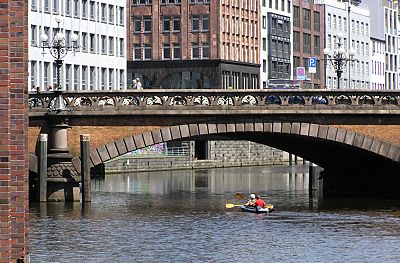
[29,165,400,263]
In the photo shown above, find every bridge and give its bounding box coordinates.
[28,89,400,199]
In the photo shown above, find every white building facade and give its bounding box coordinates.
[322,0,371,89]
[28,0,127,92]
[260,0,293,88]
[364,0,399,90]
[370,38,386,89]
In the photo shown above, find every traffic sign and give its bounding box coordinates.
[308,57,317,74]
[296,67,306,80]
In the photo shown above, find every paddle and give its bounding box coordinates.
[225,203,244,209]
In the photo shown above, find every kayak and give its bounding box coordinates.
[240,205,274,213]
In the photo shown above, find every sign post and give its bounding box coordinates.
[308,57,317,74]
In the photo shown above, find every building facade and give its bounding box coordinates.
[28,0,127,92]
[259,0,292,89]
[364,0,399,90]
[293,0,325,89]
[128,0,260,89]
[321,0,371,89]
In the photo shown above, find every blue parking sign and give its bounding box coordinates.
[308,57,317,74]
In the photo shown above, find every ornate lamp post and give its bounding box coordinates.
[40,15,79,112]
[323,32,356,89]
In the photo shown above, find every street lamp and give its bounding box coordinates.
[40,15,79,112]
[323,32,356,89]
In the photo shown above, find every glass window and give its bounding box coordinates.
[163,44,170,59]
[192,43,200,58]
[163,16,170,32]
[144,17,151,32]
[173,43,180,59]
[192,15,199,31]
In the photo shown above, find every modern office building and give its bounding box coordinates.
[259,0,292,89]
[292,0,325,89]
[320,0,371,89]
[28,0,127,92]
[128,0,260,89]
[364,0,399,90]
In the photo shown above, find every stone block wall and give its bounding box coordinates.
[105,141,285,173]
[0,1,29,262]
[209,140,283,166]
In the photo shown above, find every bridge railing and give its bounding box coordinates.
[28,89,400,110]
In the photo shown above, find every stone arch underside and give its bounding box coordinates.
[70,122,400,176]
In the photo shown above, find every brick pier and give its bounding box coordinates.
[0,1,29,262]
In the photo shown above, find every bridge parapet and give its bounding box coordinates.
[29,89,400,112]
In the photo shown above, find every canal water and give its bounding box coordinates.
[29,165,400,263]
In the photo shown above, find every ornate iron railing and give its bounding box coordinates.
[28,89,400,110]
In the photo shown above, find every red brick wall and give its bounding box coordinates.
[0,1,29,262]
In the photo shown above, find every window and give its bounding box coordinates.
[82,66,87,90]
[262,38,266,51]
[90,34,96,53]
[202,15,209,31]
[109,69,114,89]
[66,0,71,16]
[303,9,311,29]
[31,0,37,11]
[314,35,320,55]
[119,7,124,25]
[263,60,266,73]
[173,43,180,59]
[101,3,106,22]
[73,65,80,90]
[65,64,72,90]
[134,17,141,32]
[44,62,50,90]
[101,68,106,90]
[134,44,141,60]
[293,6,300,27]
[119,39,124,57]
[293,32,300,52]
[262,16,266,29]
[31,25,37,46]
[144,17,152,32]
[163,44,171,59]
[303,33,311,54]
[90,67,95,90]
[109,37,114,55]
[44,0,49,12]
[53,0,59,14]
[192,15,199,31]
[144,44,151,60]
[101,35,107,54]
[119,70,124,89]
[82,0,88,18]
[202,43,210,58]
[73,0,79,18]
[109,5,114,24]
[82,33,88,52]
[163,16,170,32]
[132,0,153,5]
[173,16,180,31]
[90,1,95,20]
[30,61,37,89]
[192,43,200,58]
[314,11,320,32]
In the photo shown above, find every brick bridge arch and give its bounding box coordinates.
[70,121,400,172]
[66,121,400,197]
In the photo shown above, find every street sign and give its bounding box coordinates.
[296,67,306,80]
[308,57,317,74]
